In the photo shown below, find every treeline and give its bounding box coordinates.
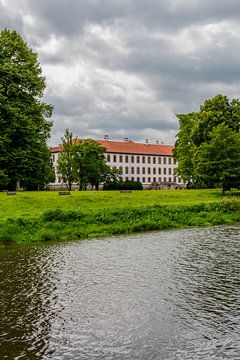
[174,94,240,195]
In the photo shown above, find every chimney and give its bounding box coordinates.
[145,139,149,145]
[156,140,159,145]
[104,134,109,141]
[123,137,129,142]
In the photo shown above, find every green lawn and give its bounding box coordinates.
[0,189,239,243]
[0,189,225,220]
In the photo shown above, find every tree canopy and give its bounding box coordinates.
[0,29,54,190]
[174,94,240,194]
[57,131,112,190]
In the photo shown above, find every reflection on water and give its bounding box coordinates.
[0,224,240,359]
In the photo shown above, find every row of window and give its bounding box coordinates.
[118,167,174,175]
[120,177,179,183]
[107,154,176,165]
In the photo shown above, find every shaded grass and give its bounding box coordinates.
[0,189,240,243]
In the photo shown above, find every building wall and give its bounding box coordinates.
[49,140,184,188]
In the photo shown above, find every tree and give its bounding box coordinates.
[173,112,197,184]
[72,139,109,190]
[174,94,240,193]
[0,29,54,190]
[57,129,75,190]
[193,124,240,195]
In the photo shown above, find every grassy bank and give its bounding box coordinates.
[0,189,240,243]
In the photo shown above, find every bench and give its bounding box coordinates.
[120,190,132,193]
[59,191,71,195]
[7,192,16,195]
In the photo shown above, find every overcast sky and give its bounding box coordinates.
[1,0,240,145]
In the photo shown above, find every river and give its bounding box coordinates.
[0,224,240,359]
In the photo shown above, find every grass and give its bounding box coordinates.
[0,189,240,243]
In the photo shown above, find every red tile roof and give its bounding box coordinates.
[50,140,174,156]
[97,140,174,156]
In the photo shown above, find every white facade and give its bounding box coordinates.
[49,139,184,189]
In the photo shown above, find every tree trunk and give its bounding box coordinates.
[16,180,20,192]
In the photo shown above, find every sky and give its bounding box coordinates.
[1,0,240,146]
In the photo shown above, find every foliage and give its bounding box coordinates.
[57,133,112,190]
[174,94,240,193]
[0,29,54,190]
[103,180,143,190]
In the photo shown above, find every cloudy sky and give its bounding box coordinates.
[1,0,240,146]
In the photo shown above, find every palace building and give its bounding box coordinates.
[49,136,184,189]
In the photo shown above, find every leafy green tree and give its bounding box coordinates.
[174,112,197,184]
[0,29,53,190]
[72,139,109,190]
[174,94,240,193]
[57,129,75,190]
[193,124,240,195]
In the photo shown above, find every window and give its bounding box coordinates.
[119,166,123,173]
[131,156,134,163]
[148,177,151,183]
[142,156,145,163]
[153,177,156,182]
[148,168,151,174]
[164,177,167,182]
[58,177,61,183]
[178,177,181,183]
[164,168,167,175]
[148,157,151,164]
[163,157,166,164]
[153,157,156,164]
[142,168,145,174]
[52,154,55,162]
[174,158,177,165]
[131,177,134,181]
[142,177,146,183]
[168,157,172,165]
[158,168,161,175]
[125,167,128,174]
[125,155,128,163]
[153,168,156,175]
[107,154,110,162]
[137,167,140,174]
[137,156,140,163]
[131,167,134,174]
[119,155,123,163]
[169,177,172,182]
[158,177,162,182]
[168,168,172,175]
[158,157,161,164]
[113,155,117,162]
[125,176,128,181]
[137,177,140,182]
[174,177,176,182]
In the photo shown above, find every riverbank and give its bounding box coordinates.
[0,189,240,243]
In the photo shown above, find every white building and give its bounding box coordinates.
[49,137,184,189]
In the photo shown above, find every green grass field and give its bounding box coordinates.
[0,189,240,243]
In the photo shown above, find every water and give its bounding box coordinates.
[0,224,240,359]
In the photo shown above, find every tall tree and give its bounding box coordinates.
[57,129,75,190]
[193,124,240,195]
[72,139,109,190]
[174,94,240,193]
[0,29,54,190]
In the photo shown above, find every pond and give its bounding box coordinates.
[1,224,240,359]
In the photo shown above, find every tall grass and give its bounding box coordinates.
[0,189,240,243]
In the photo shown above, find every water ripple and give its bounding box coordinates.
[0,224,240,359]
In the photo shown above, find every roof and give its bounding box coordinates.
[50,140,174,156]
[97,140,174,156]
